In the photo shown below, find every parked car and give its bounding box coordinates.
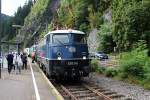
[95,52,108,60]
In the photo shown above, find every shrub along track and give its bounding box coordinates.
[53,81,134,100]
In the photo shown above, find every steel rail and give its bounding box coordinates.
[60,84,113,100]
[83,84,113,100]
[61,85,78,100]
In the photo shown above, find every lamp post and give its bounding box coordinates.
[0,0,2,79]
[12,25,23,53]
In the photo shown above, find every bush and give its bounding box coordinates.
[91,59,99,72]
[120,59,145,78]
[97,67,106,74]
[142,74,150,89]
[105,67,118,77]
[142,62,150,89]
[90,59,106,74]
[119,49,149,79]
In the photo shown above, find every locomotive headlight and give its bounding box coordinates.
[69,47,76,53]
[57,52,62,56]
[57,57,62,60]
[83,56,86,60]
[57,52,62,60]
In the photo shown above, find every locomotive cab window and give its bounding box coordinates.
[73,34,86,44]
[53,34,69,44]
[46,35,50,43]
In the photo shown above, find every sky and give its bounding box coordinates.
[2,0,29,16]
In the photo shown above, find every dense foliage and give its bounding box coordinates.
[112,0,150,51]
[20,0,111,46]
[52,0,110,32]
[22,0,54,46]
[0,14,12,38]
[118,41,150,89]
[97,23,116,53]
[57,0,89,31]
[0,0,33,40]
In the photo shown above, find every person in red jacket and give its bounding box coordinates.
[32,52,35,63]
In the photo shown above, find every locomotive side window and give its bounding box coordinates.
[53,34,69,44]
[43,38,46,45]
[73,34,86,44]
[46,35,50,42]
[46,35,51,43]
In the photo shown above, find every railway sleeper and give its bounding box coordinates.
[122,98,135,100]
[83,84,112,100]
[78,96,98,100]
[87,86,129,100]
[68,86,84,88]
[88,86,106,90]
[113,97,134,100]
[88,96,113,100]
[103,91,117,95]
[87,86,101,89]
[69,88,87,91]
[72,90,92,94]
[75,92,96,98]
[96,88,110,92]
[61,86,78,100]
[108,94,125,98]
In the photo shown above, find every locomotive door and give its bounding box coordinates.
[46,34,51,75]
[46,35,50,58]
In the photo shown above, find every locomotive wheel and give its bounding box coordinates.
[45,71,50,78]
[39,62,42,69]
[42,65,46,74]
[38,62,41,68]
[42,65,50,78]
[55,76,61,82]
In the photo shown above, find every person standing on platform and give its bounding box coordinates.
[22,52,27,70]
[15,53,22,74]
[13,52,17,71]
[6,52,14,74]
[32,52,35,63]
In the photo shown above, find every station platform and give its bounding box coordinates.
[0,58,63,100]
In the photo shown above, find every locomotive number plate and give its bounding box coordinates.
[67,61,78,65]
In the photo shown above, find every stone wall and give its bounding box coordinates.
[87,28,99,52]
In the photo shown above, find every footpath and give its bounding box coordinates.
[0,58,59,100]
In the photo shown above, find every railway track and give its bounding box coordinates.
[37,61,135,100]
[55,82,134,100]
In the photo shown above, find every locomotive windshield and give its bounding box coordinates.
[73,34,86,44]
[53,34,69,44]
[52,33,86,44]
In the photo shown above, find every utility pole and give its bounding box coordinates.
[0,0,2,79]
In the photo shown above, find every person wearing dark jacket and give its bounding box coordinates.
[22,53,27,70]
[6,53,14,74]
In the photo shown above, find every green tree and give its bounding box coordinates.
[112,0,150,51]
[97,23,116,53]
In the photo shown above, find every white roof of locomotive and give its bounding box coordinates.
[47,29,85,35]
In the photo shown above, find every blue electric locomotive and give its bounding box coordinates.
[36,29,90,79]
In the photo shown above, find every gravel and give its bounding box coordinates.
[85,73,150,100]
